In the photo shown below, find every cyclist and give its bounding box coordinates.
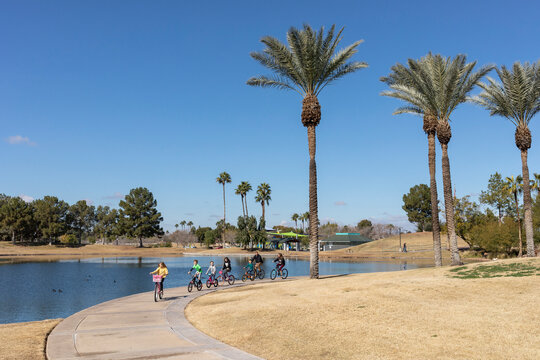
[251,251,264,275]
[222,257,232,279]
[273,253,285,275]
[149,262,168,294]
[206,261,216,282]
[244,259,254,277]
[188,259,202,282]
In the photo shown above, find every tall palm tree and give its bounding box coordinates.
[291,213,299,230]
[473,62,540,257]
[216,172,232,246]
[381,59,443,266]
[180,220,186,230]
[175,223,179,231]
[187,220,193,229]
[504,175,524,257]
[255,183,272,223]
[303,212,310,234]
[421,54,492,265]
[235,184,246,217]
[247,24,367,278]
[239,181,252,217]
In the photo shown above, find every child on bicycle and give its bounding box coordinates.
[244,259,254,276]
[188,259,202,281]
[222,257,232,279]
[273,253,285,274]
[206,261,216,281]
[149,262,168,293]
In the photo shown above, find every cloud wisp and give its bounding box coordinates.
[103,192,124,200]
[334,201,347,206]
[6,135,36,146]
[19,194,34,203]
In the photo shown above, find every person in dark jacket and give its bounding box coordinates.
[273,253,285,274]
[222,257,232,279]
[251,251,264,274]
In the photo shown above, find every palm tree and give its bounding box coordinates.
[533,173,540,197]
[247,24,367,278]
[381,59,443,266]
[235,184,246,217]
[240,181,252,217]
[473,62,540,257]
[216,172,232,246]
[504,175,524,257]
[180,220,186,230]
[420,54,492,265]
[291,213,299,230]
[175,223,179,231]
[187,220,193,230]
[303,212,310,234]
[255,183,272,223]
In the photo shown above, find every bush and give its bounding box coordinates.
[469,219,518,254]
[59,234,77,245]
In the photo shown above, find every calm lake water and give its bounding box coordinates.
[0,255,427,324]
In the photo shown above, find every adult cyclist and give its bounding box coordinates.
[251,251,264,275]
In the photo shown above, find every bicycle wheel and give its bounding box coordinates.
[228,275,235,285]
[214,279,219,287]
[270,269,277,280]
[250,273,255,281]
[242,274,247,282]
[154,284,159,302]
[258,269,265,279]
[206,279,211,288]
[196,281,202,291]
[187,282,193,292]
[282,268,288,279]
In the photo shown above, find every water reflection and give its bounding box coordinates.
[0,255,426,324]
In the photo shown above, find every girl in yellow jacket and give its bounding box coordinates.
[150,262,168,293]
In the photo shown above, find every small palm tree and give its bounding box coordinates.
[420,54,492,265]
[175,224,179,231]
[533,173,540,196]
[381,58,443,266]
[187,221,193,229]
[180,220,186,230]
[473,62,540,257]
[235,184,246,217]
[247,24,367,278]
[255,183,272,223]
[291,213,299,230]
[216,172,232,246]
[303,212,310,233]
[504,175,524,256]
[239,181,252,217]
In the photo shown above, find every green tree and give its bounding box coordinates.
[473,62,540,257]
[479,172,512,223]
[504,175,524,256]
[68,200,96,245]
[402,184,433,232]
[33,196,69,244]
[216,172,232,246]
[0,196,33,244]
[239,181,252,217]
[381,59,444,266]
[204,229,217,248]
[454,195,490,247]
[469,219,518,254]
[247,24,367,279]
[357,219,372,229]
[118,187,163,247]
[194,226,212,243]
[255,183,271,223]
[95,206,119,243]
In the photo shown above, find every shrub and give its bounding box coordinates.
[469,219,518,254]
[59,234,77,245]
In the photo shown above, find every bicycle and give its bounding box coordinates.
[152,275,164,302]
[254,266,265,280]
[270,266,288,280]
[187,273,203,292]
[241,269,255,282]
[206,274,219,288]
[216,270,235,285]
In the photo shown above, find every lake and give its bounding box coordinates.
[0,255,427,324]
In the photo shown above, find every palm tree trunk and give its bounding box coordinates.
[222,184,226,247]
[12,230,16,245]
[307,125,319,279]
[261,202,265,224]
[514,192,523,257]
[521,150,535,257]
[440,143,462,265]
[241,196,246,218]
[427,133,442,267]
[245,197,249,217]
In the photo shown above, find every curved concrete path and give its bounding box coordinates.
[46,281,268,360]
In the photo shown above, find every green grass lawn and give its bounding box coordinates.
[449,260,540,279]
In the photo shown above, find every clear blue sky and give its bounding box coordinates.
[1,0,539,231]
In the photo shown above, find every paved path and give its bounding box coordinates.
[46,280,269,360]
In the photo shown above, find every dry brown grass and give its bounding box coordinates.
[0,319,61,360]
[186,258,540,360]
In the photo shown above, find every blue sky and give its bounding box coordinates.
[1,0,539,231]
